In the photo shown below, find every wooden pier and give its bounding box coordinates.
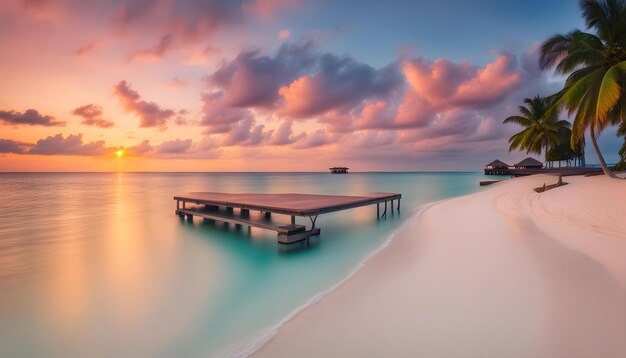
[484,167,603,177]
[174,192,401,243]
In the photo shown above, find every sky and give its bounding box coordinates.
[0,0,622,171]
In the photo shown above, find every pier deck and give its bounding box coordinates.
[174,192,401,243]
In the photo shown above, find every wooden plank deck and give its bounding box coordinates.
[484,167,602,177]
[174,192,401,244]
[173,192,401,216]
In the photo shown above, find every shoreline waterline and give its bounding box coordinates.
[226,201,442,357]
[254,174,626,357]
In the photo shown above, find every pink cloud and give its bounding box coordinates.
[387,53,523,129]
[354,100,397,129]
[243,0,297,19]
[292,129,329,149]
[114,80,176,128]
[125,140,153,156]
[278,28,291,40]
[402,58,472,104]
[454,54,521,107]
[127,33,174,62]
[278,55,402,118]
[72,104,115,128]
[74,42,96,57]
[402,54,521,108]
[156,138,193,154]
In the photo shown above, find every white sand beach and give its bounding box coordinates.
[254,174,626,358]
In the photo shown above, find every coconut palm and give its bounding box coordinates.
[504,96,572,159]
[539,0,626,178]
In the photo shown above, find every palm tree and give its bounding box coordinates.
[539,0,626,178]
[504,96,572,159]
[617,121,626,169]
[546,126,586,167]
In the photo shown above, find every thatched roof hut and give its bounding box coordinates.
[485,159,509,169]
[514,157,543,169]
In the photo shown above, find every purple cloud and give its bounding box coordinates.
[201,92,254,127]
[72,104,115,128]
[0,139,31,154]
[126,140,153,156]
[221,118,269,146]
[279,54,402,118]
[127,33,174,62]
[156,138,193,154]
[207,41,316,108]
[269,120,305,145]
[75,42,95,57]
[0,109,65,127]
[28,133,111,156]
[114,80,176,128]
[292,129,330,149]
[125,137,219,158]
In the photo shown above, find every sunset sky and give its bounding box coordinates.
[0,0,622,171]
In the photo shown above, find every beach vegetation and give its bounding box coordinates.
[539,0,626,178]
[504,96,576,164]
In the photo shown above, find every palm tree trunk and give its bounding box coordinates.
[590,131,618,178]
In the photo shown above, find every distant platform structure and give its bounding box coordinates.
[513,157,543,169]
[484,157,601,177]
[329,167,349,174]
[174,192,401,244]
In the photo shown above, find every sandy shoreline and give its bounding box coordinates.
[253,174,626,358]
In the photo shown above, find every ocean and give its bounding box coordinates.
[0,172,498,357]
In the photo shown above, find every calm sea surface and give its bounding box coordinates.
[0,172,499,357]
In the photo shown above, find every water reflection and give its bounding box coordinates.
[0,172,490,357]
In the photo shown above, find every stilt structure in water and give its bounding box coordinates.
[174,192,401,243]
[329,167,349,174]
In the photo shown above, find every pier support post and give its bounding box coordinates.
[291,215,296,225]
[377,203,380,219]
[264,212,271,219]
[241,209,250,217]
[397,198,400,212]
[391,199,394,214]
[226,207,234,213]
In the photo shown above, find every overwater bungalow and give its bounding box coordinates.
[329,167,349,174]
[484,159,510,175]
[513,157,544,169]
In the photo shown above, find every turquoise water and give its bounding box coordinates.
[0,172,498,357]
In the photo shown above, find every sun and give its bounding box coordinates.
[115,149,125,158]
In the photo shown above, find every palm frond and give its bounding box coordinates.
[555,67,604,116]
[503,115,532,126]
[581,0,613,43]
[596,61,626,122]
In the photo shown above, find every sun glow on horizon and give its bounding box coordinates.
[115,149,125,158]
